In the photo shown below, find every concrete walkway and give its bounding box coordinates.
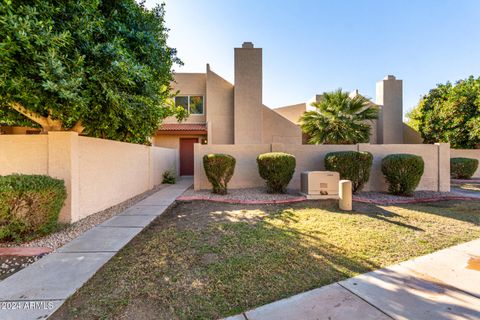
[226,239,480,320]
[0,178,192,320]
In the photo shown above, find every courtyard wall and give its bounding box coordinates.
[194,143,450,192]
[0,132,176,223]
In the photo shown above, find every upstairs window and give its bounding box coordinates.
[175,95,204,114]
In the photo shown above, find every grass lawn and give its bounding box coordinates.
[52,200,480,320]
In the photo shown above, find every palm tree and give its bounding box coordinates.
[300,89,379,144]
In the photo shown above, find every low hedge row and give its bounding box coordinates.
[0,174,66,242]
[202,151,427,196]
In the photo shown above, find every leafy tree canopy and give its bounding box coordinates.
[300,89,379,144]
[0,0,187,144]
[407,76,480,149]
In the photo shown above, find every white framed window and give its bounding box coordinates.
[175,95,204,115]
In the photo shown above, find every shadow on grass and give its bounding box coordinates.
[51,200,381,320]
[51,199,480,320]
[399,200,480,225]
[353,202,425,231]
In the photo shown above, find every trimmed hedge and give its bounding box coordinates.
[257,152,296,193]
[0,174,67,242]
[324,151,373,193]
[203,154,236,194]
[381,154,424,196]
[450,157,479,179]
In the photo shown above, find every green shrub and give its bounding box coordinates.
[381,154,424,196]
[162,170,176,184]
[257,152,296,193]
[450,157,479,179]
[203,154,236,194]
[324,151,373,193]
[0,174,67,242]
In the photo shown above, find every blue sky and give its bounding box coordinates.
[144,0,480,117]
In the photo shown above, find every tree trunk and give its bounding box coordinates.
[8,102,84,134]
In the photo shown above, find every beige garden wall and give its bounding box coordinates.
[0,133,176,223]
[358,143,450,192]
[0,135,48,175]
[277,144,357,189]
[451,149,480,178]
[194,143,271,190]
[194,142,450,192]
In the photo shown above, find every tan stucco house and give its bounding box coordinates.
[154,42,417,175]
[153,42,302,175]
[1,42,420,176]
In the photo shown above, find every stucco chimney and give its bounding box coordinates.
[234,42,263,144]
[376,75,403,144]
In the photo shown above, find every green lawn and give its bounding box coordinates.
[52,200,480,320]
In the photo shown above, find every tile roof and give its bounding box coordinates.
[157,123,207,132]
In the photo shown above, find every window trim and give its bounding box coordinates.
[175,95,205,115]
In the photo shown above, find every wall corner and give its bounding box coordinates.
[47,131,80,223]
[436,142,450,192]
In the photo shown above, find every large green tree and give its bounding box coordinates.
[407,76,480,149]
[300,89,379,144]
[0,0,186,144]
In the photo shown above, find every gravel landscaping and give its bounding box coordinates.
[179,186,480,205]
[179,187,305,203]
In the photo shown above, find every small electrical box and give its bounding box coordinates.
[300,171,340,199]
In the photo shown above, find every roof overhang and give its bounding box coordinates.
[156,123,207,135]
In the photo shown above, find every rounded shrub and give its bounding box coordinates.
[0,174,67,242]
[450,157,479,179]
[381,154,424,196]
[203,154,236,194]
[324,151,373,193]
[257,152,296,193]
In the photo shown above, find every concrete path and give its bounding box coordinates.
[0,178,192,320]
[226,239,480,320]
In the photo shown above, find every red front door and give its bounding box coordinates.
[179,138,197,176]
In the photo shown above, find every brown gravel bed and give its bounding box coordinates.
[0,184,169,251]
[179,187,304,202]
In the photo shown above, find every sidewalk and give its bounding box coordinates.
[226,239,480,320]
[0,178,192,320]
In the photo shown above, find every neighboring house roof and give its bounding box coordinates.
[157,123,207,135]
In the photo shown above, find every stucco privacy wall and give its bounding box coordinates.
[451,149,480,178]
[0,133,176,223]
[358,143,450,192]
[194,143,271,190]
[277,144,357,189]
[0,135,48,175]
[150,146,177,185]
[194,143,450,192]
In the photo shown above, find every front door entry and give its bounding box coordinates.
[179,138,197,176]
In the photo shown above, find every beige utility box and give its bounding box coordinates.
[300,171,340,199]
